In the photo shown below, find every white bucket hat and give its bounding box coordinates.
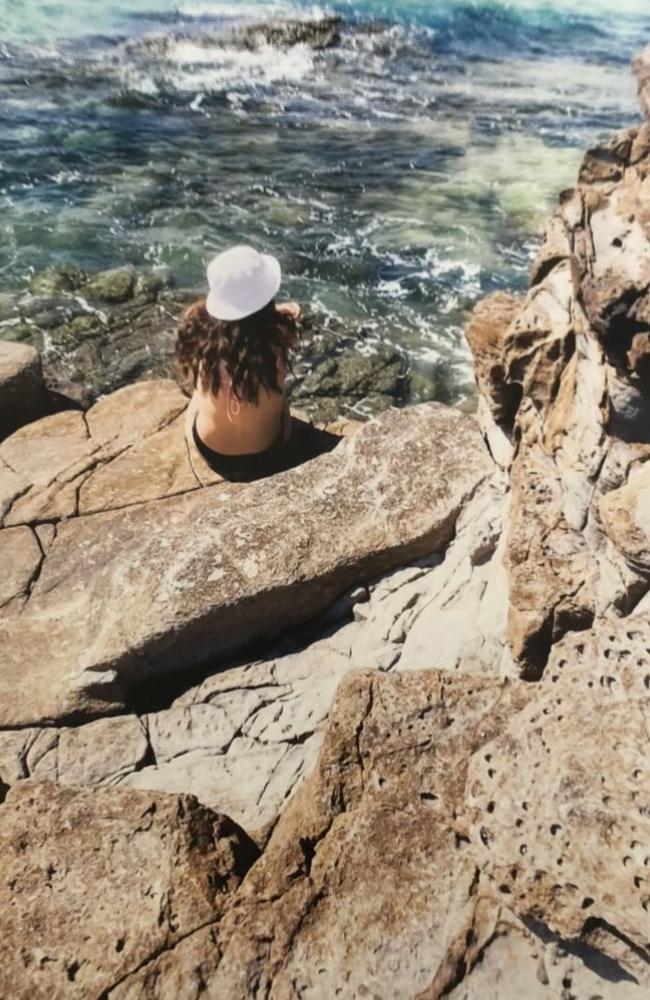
[205,245,281,321]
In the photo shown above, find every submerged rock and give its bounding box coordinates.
[128,17,343,59]
[29,264,86,296]
[233,16,342,51]
[2,266,406,421]
[82,265,136,304]
[290,343,409,420]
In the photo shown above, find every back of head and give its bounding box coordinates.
[175,298,297,404]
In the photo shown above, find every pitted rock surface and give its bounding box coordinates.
[0,781,257,1000]
[4,39,650,1000]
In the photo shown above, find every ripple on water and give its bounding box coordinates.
[0,0,648,402]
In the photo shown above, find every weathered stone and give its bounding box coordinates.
[599,461,650,573]
[0,477,516,838]
[0,728,39,784]
[529,214,570,287]
[82,265,136,303]
[26,716,150,788]
[0,380,189,527]
[0,402,491,726]
[79,415,199,514]
[634,42,650,121]
[0,781,257,1000]
[213,670,530,997]
[465,291,523,430]
[0,409,92,494]
[466,619,650,954]
[29,265,85,296]
[447,908,650,998]
[0,525,42,610]
[125,737,299,844]
[628,329,650,389]
[505,258,576,418]
[0,340,51,438]
[396,475,514,678]
[0,457,28,519]
[505,401,597,676]
[85,379,187,447]
[462,110,650,675]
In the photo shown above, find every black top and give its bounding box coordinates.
[192,414,340,483]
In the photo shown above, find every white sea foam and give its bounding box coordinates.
[118,36,316,94]
[177,2,328,20]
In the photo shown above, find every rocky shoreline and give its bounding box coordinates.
[0,261,411,423]
[2,42,650,1000]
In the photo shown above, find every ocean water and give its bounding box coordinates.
[1,0,649,401]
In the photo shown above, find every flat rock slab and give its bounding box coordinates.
[0,400,491,726]
[0,781,258,1000]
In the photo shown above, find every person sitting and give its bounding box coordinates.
[175,245,339,483]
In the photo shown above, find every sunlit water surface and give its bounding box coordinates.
[1,0,649,399]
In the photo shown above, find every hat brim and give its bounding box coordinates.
[205,253,281,321]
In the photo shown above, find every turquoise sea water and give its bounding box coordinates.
[1,0,649,399]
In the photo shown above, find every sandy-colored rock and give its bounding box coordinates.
[85,378,187,448]
[0,719,149,791]
[78,414,200,514]
[123,642,350,840]
[448,909,650,999]
[465,291,523,430]
[1,409,92,495]
[505,402,597,675]
[0,456,28,519]
[0,340,50,438]
[634,43,650,121]
[0,379,190,527]
[213,670,531,998]
[0,525,42,610]
[466,618,650,952]
[26,716,150,787]
[0,474,515,840]
[463,114,650,675]
[0,728,39,783]
[0,781,257,1000]
[0,403,491,726]
[599,460,650,573]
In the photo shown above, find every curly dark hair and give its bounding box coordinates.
[175,298,298,404]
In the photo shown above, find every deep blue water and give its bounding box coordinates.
[1,0,649,400]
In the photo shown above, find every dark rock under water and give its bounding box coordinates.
[0,264,410,420]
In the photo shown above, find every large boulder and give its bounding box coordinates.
[465,110,650,675]
[0,395,492,725]
[0,781,258,1000]
[0,341,52,439]
[206,659,650,997]
[213,670,531,998]
[0,467,510,845]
